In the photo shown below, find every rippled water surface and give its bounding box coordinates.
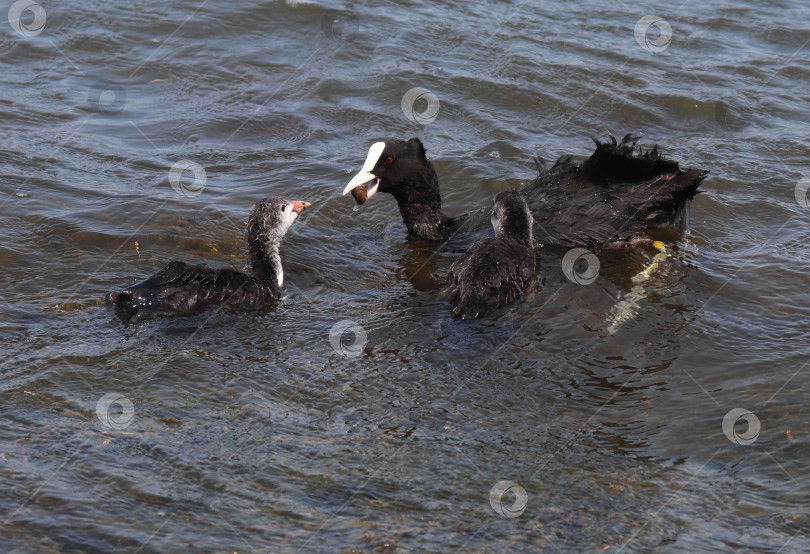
[2,0,810,551]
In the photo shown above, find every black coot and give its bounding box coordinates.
[106,197,311,320]
[342,134,708,249]
[447,191,537,319]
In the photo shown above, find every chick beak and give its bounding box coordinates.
[290,201,312,214]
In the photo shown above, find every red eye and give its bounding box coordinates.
[384,157,394,165]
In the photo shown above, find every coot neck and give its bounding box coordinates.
[390,169,450,241]
[247,225,283,289]
[501,221,533,249]
[509,233,533,249]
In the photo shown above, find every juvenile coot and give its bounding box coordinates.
[106,197,311,320]
[447,191,537,319]
[342,134,708,249]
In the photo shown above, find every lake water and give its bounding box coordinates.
[2,0,809,551]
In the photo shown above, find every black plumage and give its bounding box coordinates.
[106,197,310,321]
[343,134,708,250]
[447,191,537,320]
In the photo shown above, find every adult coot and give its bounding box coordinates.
[342,135,707,249]
[447,191,537,319]
[106,197,311,320]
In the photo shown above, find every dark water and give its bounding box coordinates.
[2,0,809,551]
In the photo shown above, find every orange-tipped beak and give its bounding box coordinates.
[290,201,312,214]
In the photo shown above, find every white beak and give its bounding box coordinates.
[342,141,386,200]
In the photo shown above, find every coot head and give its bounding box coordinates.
[249,197,312,240]
[491,191,533,248]
[342,138,431,205]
